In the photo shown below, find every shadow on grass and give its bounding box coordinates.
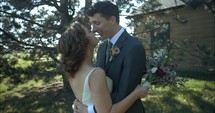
[1,82,214,113]
[1,69,214,113]
[178,71,215,81]
[0,83,75,113]
[143,86,215,113]
[0,61,61,87]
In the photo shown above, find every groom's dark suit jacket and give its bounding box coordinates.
[96,30,146,113]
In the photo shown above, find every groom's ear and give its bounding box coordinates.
[110,16,117,25]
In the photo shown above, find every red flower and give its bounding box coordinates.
[156,68,165,77]
[112,47,120,54]
[109,46,120,61]
[110,46,120,56]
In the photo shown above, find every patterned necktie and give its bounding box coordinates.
[106,41,112,65]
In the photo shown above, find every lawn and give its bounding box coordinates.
[0,71,214,113]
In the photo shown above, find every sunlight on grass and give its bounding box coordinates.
[15,59,33,68]
[186,79,209,89]
[1,71,214,113]
[0,78,45,100]
[18,79,44,88]
[0,77,11,92]
[142,76,215,113]
[53,75,62,81]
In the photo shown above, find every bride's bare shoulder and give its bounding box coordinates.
[93,67,105,76]
[95,67,105,72]
[89,67,108,90]
[89,67,106,80]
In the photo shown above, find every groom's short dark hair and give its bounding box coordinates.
[87,1,120,24]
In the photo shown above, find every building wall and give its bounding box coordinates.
[135,5,215,72]
[170,6,214,72]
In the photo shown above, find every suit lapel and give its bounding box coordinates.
[105,30,129,70]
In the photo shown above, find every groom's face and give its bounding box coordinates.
[89,13,113,40]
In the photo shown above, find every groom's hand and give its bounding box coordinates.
[72,99,88,113]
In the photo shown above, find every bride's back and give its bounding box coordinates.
[69,67,95,102]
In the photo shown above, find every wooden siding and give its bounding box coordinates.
[135,5,215,72]
[171,6,214,71]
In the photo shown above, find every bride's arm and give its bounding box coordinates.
[90,68,148,113]
[90,69,112,113]
[109,85,148,113]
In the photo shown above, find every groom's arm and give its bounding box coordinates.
[113,45,146,103]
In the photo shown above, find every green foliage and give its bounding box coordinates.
[0,0,76,60]
[0,54,214,113]
[0,1,214,112]
[0,0,148,91]
[0,71,214,113]
[0,0,99,91]
[0,81,74,113]
[143,72,214,113]
[0,52,61,87]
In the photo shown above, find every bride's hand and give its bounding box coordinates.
[134,85,149,98]
[72,99,88,113]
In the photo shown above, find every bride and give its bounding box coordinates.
[57,22,148,113]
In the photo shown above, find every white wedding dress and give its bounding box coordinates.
[82,68,113,105]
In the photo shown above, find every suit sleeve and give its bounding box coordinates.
[113,44,146,103]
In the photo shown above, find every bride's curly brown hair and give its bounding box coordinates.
[58,23,89,78]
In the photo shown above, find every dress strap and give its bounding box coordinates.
[85,68,97,80]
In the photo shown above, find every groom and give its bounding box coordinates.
[74,1,147,113]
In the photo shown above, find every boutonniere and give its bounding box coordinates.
[109,46,120,62]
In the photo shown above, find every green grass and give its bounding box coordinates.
[0,72,214,113]
[0,74,73,113]
[143,78,214,113]
[14,59,33,68]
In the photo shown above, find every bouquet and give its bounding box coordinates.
[142,50,187,89]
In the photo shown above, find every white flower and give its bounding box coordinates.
[151,67,158,73]
[142,81,151,89]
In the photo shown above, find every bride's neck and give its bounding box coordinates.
[83,47,94,67]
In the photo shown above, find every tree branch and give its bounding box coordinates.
[0,10,44,27]
[0,28,54,51]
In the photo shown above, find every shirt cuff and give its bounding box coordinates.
[88,105,95,113]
